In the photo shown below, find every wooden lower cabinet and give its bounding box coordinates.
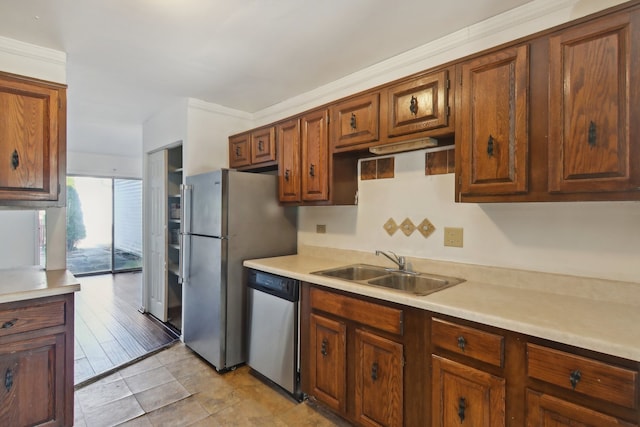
[526,390,637,427]
[355,329,403,427]
[309,313,347,412]
[431,355,505,427]
[0,294,74,426]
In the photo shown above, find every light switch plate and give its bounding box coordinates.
[444,227,463,247]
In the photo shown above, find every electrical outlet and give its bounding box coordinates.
[316,224,326,234]
[444,227,463,247]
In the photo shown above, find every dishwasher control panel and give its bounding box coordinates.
[247,269,299,301]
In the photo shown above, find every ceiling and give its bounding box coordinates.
[0,0,535,156]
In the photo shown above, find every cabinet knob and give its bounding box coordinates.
[350,113,357,130]
[487,135,495,157]
[258,140,264,151]
[5,368,13,392]
[235,146,241,157]
[321,338,328,357]
[569,369,582,390]
[458,397,466,423]
[284,169,290,182]
[457,336,466,351]
[11,149,19,170]
[409,96,419,115]
[371,362,379,381]
[588,121,597,147]
[309,164,315,177]
[1,319,17,329]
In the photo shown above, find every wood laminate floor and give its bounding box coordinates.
[74,272,179,385]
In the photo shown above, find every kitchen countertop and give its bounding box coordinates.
[0,266,81,304]
[244,250,640,362]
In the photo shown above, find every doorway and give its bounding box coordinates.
[66,176,143,275]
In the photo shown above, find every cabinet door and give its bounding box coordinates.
[0,74,62,202]
[386,70,451,137]
[229,132,251,168]
[526,389,637,427]
[309,313,346,413]
[0,333,66,426]
[355,329,403,427]
[458,45,529,197]
[301,109,329,201]
[277,119,301,203]
[431,355,505,427]
[548,12,639,194]
[250,127,276,165]
[331,92,379,152]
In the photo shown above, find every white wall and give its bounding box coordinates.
[299,151,640,283]
[68,152,143,179]
[0,36,67,270]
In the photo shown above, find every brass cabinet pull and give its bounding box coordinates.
[258,140,264,151]
[320,338,328,356]
[5,368,13,392]
[569,369,582,390]
[1,319,17,329]
[11,149,19,169]
[588,121,597,147]
[487,135,495,157]
[284,169,290,182]
[457,336,466,351]
[309,164,315,177]
[371,362,379,381]
[350,113,357,130]
[458,397,466,423]
[235,146,241,157]
[409,95,418,115]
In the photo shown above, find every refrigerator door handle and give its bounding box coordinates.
[180,184,192,283]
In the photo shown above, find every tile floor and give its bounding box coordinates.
[74,342,352,426]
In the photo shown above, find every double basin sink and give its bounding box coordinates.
[311,264,465,296]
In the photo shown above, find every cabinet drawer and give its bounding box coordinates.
[0,301,66,338]
[527,343,638,409]
[431,318,504,367]
[310,287,403,335]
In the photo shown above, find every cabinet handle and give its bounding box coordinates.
[284,169,290,182]
[588,121,596,147]
[309,164,315,177]
[350,113,357,130]
[458,397,466,423]
[1,319,17,329]
[11,149,19,170]
[487,135,495,157]
[5,368,13,392]
[321,338,328,356]
[457,336,466,351]
[258,140,264,151]
[235,146,241,157]
[409,96,418,115]
[569,369,582,390]
[371,362,378,382]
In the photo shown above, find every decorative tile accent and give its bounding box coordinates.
[360,157,395,180]
[361,159,377,180]
[400,218,416,236]
[425,146,455,175]
[383,218,399,236]
[417,218,436,238]
[377,157,395,179]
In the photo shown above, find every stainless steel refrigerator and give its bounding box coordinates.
[181,169,297,371]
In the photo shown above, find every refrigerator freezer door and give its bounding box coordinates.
[185,170,224,237]
[183,234,225,369]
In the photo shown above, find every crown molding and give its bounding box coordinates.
[187,97,253,120]
[0,36,66,65]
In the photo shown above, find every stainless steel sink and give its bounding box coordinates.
[311,264,389,281]
[367,272,464,296]
[311,264,465,296]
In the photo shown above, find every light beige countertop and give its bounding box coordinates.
[244,246,640,362]
[0,266,81,304]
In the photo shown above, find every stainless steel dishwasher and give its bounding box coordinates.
[246,268,301,400]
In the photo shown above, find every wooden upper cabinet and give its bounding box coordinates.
[250,126,276,165]
[548,11,640,194]
[330,92,379,153]
[301,109,329,202]
[277,119,301,203]
[457,44,530,198]
[385,68,452,138]
[0,72,66,206]
[228,132,251,168]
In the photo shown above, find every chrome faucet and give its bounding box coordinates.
[375,250,406,272]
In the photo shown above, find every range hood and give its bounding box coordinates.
[369,137,438,155]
